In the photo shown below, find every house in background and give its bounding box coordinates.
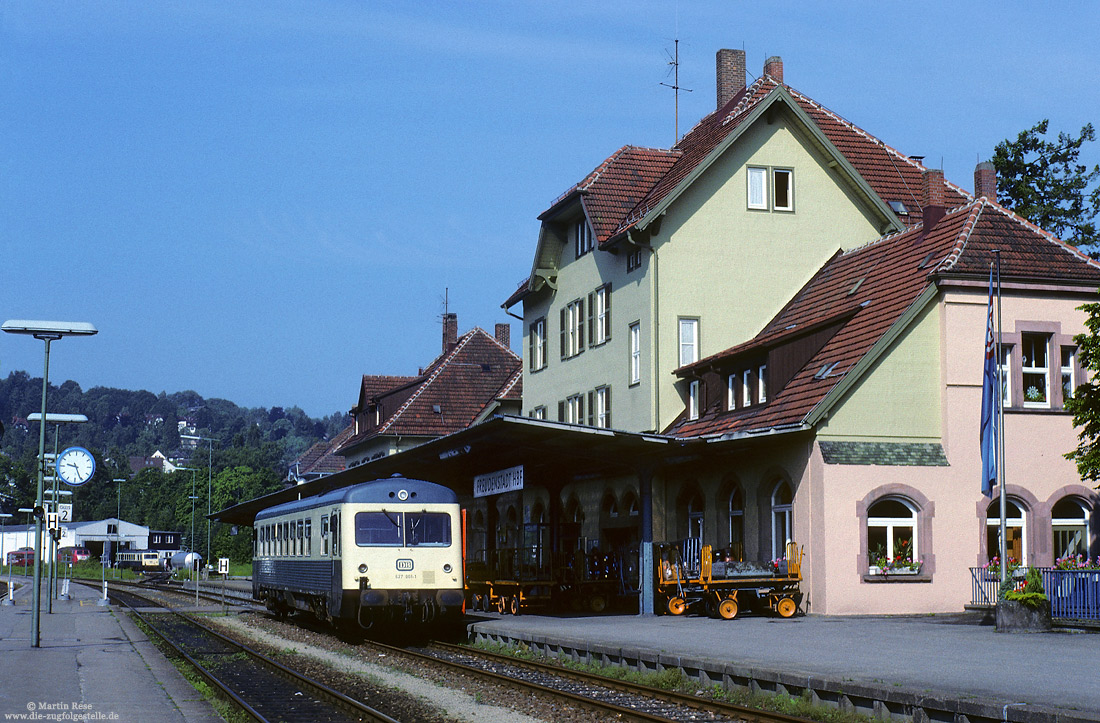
[337,315,522,467]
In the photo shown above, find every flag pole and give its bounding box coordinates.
[995,250,1008,586]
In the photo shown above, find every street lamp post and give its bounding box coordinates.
[112,478,126,578]
[180,434,218,571]
[1,513,12,606]
[29,412,88,612]
[176,468,199,607]
[2,320,97,648]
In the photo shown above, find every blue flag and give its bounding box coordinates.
[980,266,998,496]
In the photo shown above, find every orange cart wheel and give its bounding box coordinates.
[509,596,521,616]
[776,597,797,618]
[495,596,506,614]
[718,597,738,620]
[668,596,686,615]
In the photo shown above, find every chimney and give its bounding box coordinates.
[494,323,511,348]
[974,161,997,201]
[763,56,784,83]
[716,49,746,109]
[922,168,946,230]
[442,313,458,352]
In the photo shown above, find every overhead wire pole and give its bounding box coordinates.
[180,434,218,568]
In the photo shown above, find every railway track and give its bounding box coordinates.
[99,583,401,723]
[89,579,818,723]
[373,639,818,723]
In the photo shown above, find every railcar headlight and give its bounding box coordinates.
[443,564,452,573]
[358,564,368,573]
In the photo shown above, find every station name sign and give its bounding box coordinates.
[473,465,524,498]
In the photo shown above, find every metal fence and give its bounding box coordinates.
[969,567,1100,620]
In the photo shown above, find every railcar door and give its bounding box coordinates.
[326,509,342,618]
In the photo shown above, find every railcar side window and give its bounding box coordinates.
[297,519,304,556]
[333,513,340,556]
[404,512,452,546]
[304,519,312,556]
[321,515,329,555]
[355,512,404,546]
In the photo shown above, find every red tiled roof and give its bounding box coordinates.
[339,327,522,451]
[668,199,1100,439]
[546,76,972,248]
[291,424,354,478]
[575,146,679,243]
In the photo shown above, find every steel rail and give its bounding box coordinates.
[80,581,400,723]
[430,640,817,723]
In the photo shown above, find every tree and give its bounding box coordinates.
[992,120,1100,249]
[1064,301,1100,486]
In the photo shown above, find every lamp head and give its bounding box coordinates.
[2,320,98,340]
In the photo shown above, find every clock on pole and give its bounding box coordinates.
[56,447,95,486]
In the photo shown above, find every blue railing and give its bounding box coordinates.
[969,567,1100,620]
[1040,568,1100,620]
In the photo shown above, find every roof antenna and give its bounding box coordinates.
[660,38,693,145]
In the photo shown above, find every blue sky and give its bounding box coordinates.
[1,2,1097,418]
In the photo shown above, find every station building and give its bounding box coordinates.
[219,49,1100,616]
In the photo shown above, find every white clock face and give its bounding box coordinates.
[56,447,95,486]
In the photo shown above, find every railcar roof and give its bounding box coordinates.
[255,475,456,520]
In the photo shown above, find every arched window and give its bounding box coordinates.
[622,491,639,517]
[530,502,546,525]
[1052,497,1089,560]
[771,481,793,560]
[686,490,704,541]
[602,493,619,519]
[565,497,584,524]
[986,498,1027,564]
[728,487,744,560]
[867,498,918,571]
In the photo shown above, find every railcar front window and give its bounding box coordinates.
[355,511,404,546]
[404,513,452,546]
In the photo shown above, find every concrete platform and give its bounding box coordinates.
[0,576,222,721]
[468,610,1100,723]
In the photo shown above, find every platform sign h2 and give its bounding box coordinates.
[473,465,524,498]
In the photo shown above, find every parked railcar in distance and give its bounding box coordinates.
[253,474,465,632]
[115,550,163,572]
[6,548,34,567]
[56,546,91,565]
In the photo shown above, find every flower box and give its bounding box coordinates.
[996,599,1052,633]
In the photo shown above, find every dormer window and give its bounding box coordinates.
[575,219,594,258]
[688,380,701,420]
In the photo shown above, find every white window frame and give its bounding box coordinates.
[758,364,768,403]
[594,284,611,346]
[530,317,546,371]
[771,481,793,561]
[986,498,1027,564]
[727,374,736,410]
[629,322,641,385]
[529,406,546,420]
[1021,333,1050,408]
[595,386,611,429]
[742,369,752,407]
[998,346,1012,407]
[728,488,744,552]
[688,380,700,420]
[575,218,593,258]
[772,168,794,212]
[1052,498,1089,559]
[1062,347,1076,402]
[679,318,699,367]
[565,394,584,424]
[565,299,584,358]
[747,166,768,210]
[866,498,918,571]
